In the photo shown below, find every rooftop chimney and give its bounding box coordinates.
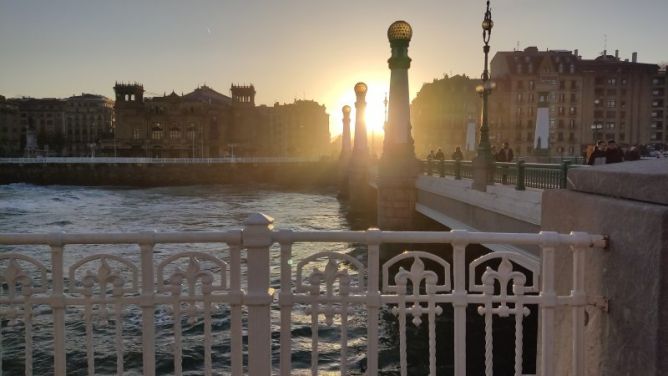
[574,49,578,58]
[632,52,638,63]
[615,50,619,58]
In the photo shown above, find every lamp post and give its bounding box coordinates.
[472,0,496,191]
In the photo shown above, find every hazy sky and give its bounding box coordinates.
[1,0,666,137]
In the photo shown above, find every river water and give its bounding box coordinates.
[0,183,391,375]
[0,183,537,375]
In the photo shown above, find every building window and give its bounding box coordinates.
[529,81,535,90]
[569,119,576,129]
[557,132,564,141]
[169,128,181,139]
[569,107,576,115]
[607,78,616,86]
[133,128,141,140]
[606,122,616,129]
[607,98,616,108]
[151,124,163,140]
[558,120,564,129]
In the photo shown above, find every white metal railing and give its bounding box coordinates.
[0,213,606,376]
[0,157,322,164]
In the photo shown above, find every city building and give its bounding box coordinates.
[111,83,330,158]
[411,75,481,158]
[64,94,114,156]
[264,100,330,157]
[7,97,66,157]
[0,96,21,156]
[0,94,114,157]
[490,47,658,158]
[650,68,666,146]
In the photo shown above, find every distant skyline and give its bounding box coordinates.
[2,0,667,137]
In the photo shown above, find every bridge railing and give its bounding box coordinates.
[0,214,606,375]
[423,159,582,190]
[0,157,323,164]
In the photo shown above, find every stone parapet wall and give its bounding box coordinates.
[542,159,668,376]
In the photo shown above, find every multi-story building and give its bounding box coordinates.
[112,83,330,158]
[411,75,481,158]
[490,47,658,157]
[0,96,22,156]
[7,97,66,156]
[264,100,330,157]
[650,69,667,146]
[64,94,114,156]
[1,94,114,157]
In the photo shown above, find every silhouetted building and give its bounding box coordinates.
[64,94,114,156]
[490,47,658,157]
[112,83,330,158]
[264,100,330,157]
[6,97,66,157]
[0,96,21,156]
[411,75,481,157]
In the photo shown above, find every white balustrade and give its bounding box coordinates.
[0,214,606,375]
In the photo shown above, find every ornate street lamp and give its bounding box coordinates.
[472,0,496,190]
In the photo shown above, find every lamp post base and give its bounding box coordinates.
[472,155,494,192]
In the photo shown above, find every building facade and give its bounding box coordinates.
[650,69,666,146]
[0,96,21,156]
[264,100,330,157]
[490,47,658,158]
[111,83,330,158]
[410,75,481,158]
[64,94,114,156]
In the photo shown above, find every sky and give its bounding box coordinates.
[1,0,667,138]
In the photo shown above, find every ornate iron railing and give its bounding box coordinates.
[0,214,606,375]
[422,159,582,190]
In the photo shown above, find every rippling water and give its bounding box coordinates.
[0,183,385,375]
[0,184,537,375]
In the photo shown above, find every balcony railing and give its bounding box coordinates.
[0,214,606,375]
[423,159,584,190]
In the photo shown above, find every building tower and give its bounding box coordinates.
[338,105,353,198]
[113,83,144,105]
[377,20,418,230]
[230,84,256,106]
[348,83,370,210]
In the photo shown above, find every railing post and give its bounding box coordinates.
[438,159,445,177]
[50,236,66,376]
[365,229,382,375]
[242,213,274,376]
[560,161,571,188]
[139,233,157,376]
[426,160,433,176]
[516,160,526,191]
[454,159,462,180]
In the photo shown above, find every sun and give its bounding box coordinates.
[331,81,388,137]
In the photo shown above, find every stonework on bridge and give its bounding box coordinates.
[543,159,668,375]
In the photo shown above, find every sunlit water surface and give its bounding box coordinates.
[0,184,404,375]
